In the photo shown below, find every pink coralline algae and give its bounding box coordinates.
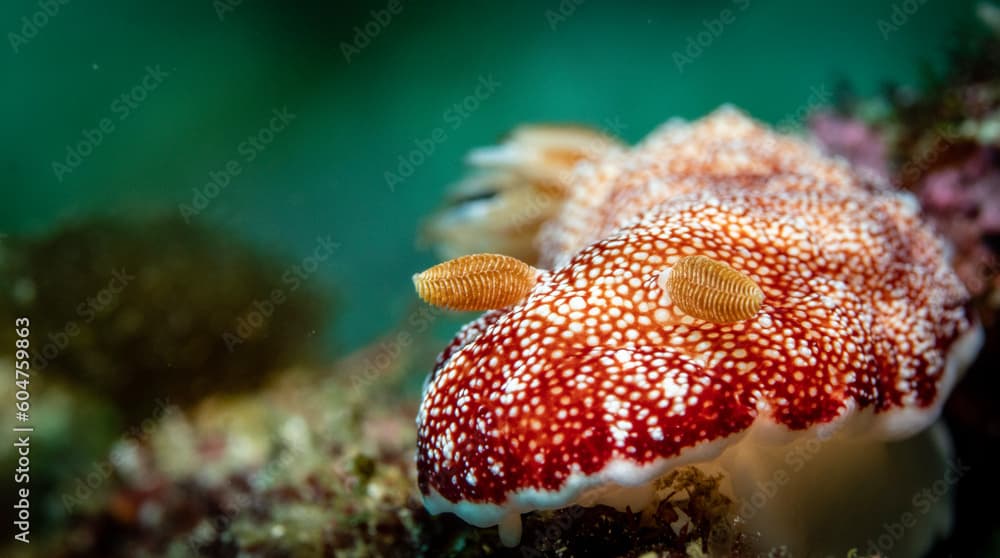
[808,110,891,182]
[917,148,1000,297]
[921,148,1000,233]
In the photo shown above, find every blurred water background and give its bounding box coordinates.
[2,0,985,356]
[4,2,1000,556]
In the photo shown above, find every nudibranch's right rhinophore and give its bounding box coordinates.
[414,107,983,557]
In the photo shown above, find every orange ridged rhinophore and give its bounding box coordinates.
[660,255,763,324]
[413,253,538,311]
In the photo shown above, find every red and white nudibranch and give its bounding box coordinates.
[414,107,983,552]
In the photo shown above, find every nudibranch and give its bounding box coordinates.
[414,107,983,555]
[420,124,623,263]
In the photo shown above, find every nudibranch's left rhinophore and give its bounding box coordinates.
[413,253,539,312]
[414,107,983,556]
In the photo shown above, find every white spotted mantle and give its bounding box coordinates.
[414,107,979,539]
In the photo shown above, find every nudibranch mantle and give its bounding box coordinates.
[415,107,982,548]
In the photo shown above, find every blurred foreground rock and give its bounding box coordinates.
[0,214,331,535]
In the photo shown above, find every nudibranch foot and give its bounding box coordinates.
[497,513,522,548]
[720,419,958,557]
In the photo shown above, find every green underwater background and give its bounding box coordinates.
[3,1,1000,556]
[2,0,987,353]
